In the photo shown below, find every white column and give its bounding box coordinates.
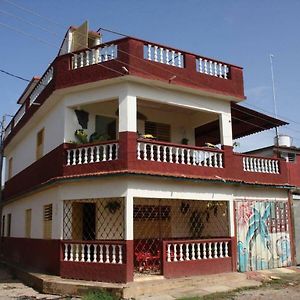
[124,194,134,240]
[118,89,137,133]
[219,112,232,146]
[228,199,235,237]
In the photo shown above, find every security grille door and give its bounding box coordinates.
[133,199,229,275]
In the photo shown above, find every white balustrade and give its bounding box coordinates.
[166,239,231,262]
[145,44,184,68]
[242,156,280,174]
[72,44,117,69]
[196,57,229,79]
[66,143,118,166]
[63,242,124,264]
[137,142,223,168]
[14,104,26,126]
[3,123,12,139]
[29,67,53,105]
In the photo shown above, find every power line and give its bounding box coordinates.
[2,2,300,142]
[0,21,57,48]
[0,9,60,37]
[0,69,30,82]
[2,0,62,28]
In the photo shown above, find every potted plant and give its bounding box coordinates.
[105,201,121,214]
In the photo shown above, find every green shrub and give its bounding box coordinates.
[83,290,118,300]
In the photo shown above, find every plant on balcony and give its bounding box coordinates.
[105,200,121,214]
[181,138,189,145]
[89,132,111,143]
[74,129,88,144]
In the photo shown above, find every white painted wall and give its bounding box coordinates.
[0,175,289,241]
[4,78,233,181]
[1,187,62,239]
[63,81,232,145]
[4,103,65,181]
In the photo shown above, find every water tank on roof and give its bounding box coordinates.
[274,135,293,147]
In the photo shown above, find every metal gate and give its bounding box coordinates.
[236,200,292,272]
[133,198,229,274]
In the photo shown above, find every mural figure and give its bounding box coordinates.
[237,201,291,272]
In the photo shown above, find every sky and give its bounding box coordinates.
[0,0,300,152]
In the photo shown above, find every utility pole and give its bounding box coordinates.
[0,115,6,202]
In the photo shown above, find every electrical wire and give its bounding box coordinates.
[0,8,60,37]
[0,69,30,82]
[2,1,300,142]
[2,0,62,28]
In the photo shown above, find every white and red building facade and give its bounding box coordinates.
[0,26,298,283]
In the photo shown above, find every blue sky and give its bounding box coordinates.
[1,0,300,151]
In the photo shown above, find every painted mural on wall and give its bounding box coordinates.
[236,200,291,272]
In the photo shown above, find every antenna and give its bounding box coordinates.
[270,54,279,144]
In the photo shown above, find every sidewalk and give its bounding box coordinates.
[0,261,261,299]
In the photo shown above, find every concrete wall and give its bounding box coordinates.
[0,175,289,242]
[4,103,65,181]
[1,187,62,239]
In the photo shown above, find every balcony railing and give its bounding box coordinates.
[137,139,223,168]
[72,44,117,69]
[164,238,231,262]
[63,240,125,264]
[29,66,53,106]
[242,155,280,174]
[144,44,184,68]
[66,141,119,166]
[196,57,229,79]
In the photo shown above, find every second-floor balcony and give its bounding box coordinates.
[3,132,291,201]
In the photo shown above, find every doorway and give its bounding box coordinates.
[82,203,96,240]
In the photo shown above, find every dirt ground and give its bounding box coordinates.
[0,262,299,299]
[0,264,73,300]
[201,268,300,300]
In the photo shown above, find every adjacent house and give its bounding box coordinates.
[0,24,298,283]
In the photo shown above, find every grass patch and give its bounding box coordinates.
[82,290,118,300]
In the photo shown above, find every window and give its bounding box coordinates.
[43,204,52,239]
[1,215,5,237]
[145,121,171,142]
[7,214,11,237]
[25,209,32,238]
[8,157,13,180]
[95,115,116,140]
[36,128,45,160]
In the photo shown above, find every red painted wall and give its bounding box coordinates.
[0,237,60,274]
[4,37,245,150]
[2,134,293,202]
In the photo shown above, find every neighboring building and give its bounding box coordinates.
[0,24,298,283]
[246,139,300,265]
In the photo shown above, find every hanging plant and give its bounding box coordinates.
[105,201,121,214]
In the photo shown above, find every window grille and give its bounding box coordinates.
[145,121,171,142]
[63,198,124,241]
